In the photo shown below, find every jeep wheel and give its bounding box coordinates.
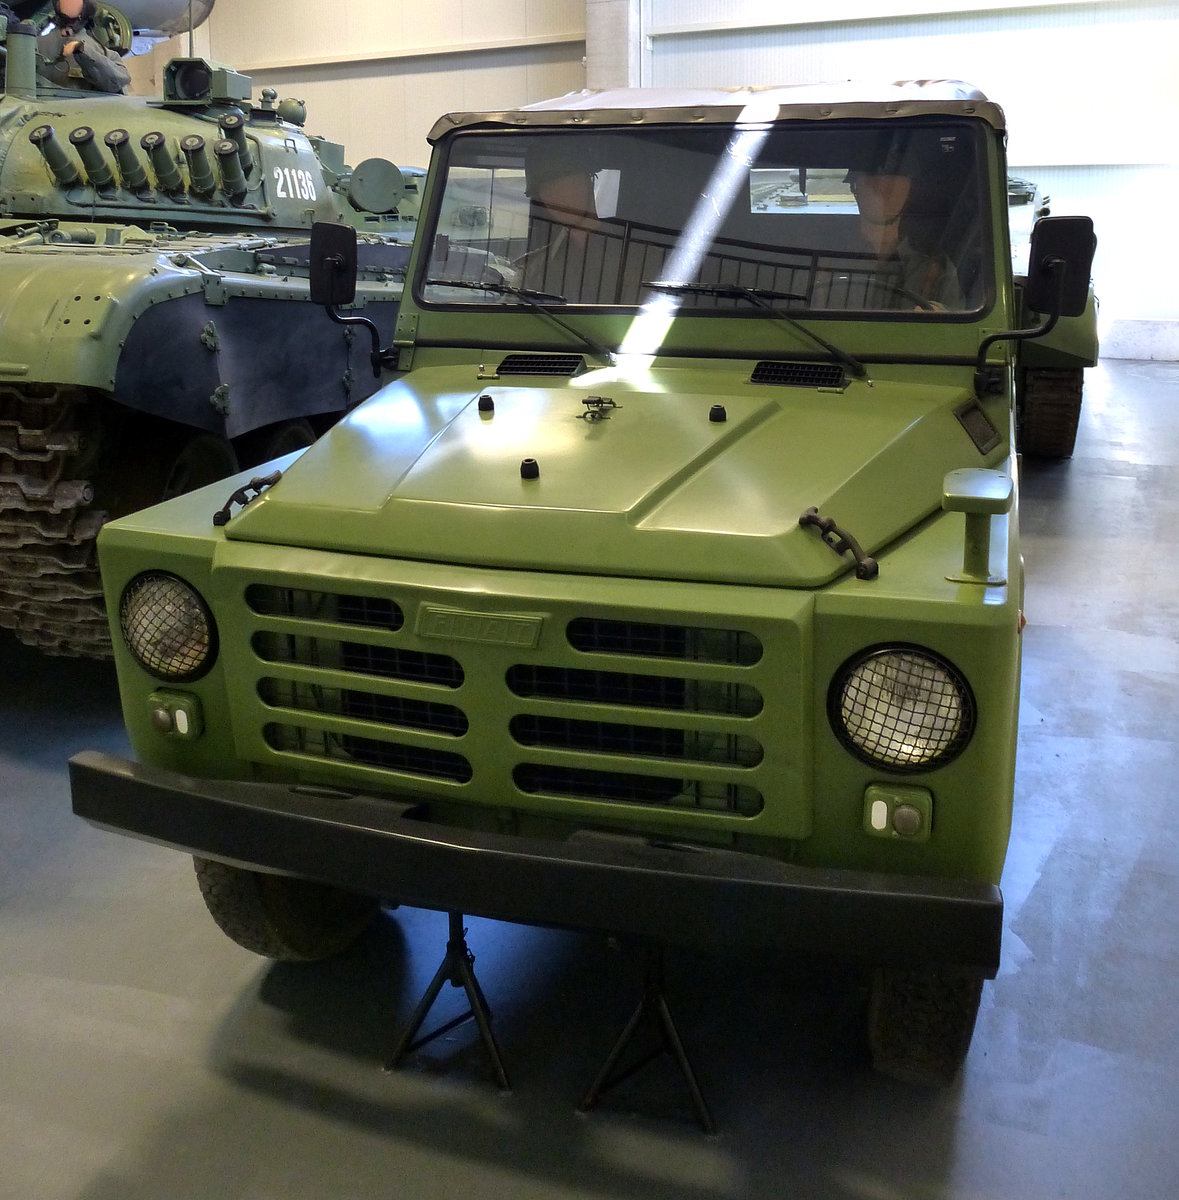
[193,858,378,961]
[867,966,983,1085]
[1019,367,1084,459]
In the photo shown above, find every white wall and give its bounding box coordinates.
[586,0,1179,359]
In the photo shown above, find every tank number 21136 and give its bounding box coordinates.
[273,167,318,201]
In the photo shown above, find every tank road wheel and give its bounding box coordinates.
[108,420,240,515]
[867,967,984,1085]
[234,418,317,470]
[193,858,379,962]
[1018,367,1085,459]
[160,432,240,501]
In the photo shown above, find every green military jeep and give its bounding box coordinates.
[70,82,1095,1085]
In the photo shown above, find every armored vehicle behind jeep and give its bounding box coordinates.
[0,9,413,656]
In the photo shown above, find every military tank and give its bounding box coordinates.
[0,9,415,656]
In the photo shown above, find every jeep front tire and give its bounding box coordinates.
[193,857,378,961]
[867,966,984,1085]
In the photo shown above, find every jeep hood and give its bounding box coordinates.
[224,367,989,587]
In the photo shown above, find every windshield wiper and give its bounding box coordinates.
[423,276,615,365]
[644,280,867,379]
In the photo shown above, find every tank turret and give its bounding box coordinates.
[0,9,417,656]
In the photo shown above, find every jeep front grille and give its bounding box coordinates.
[228,573,803,829]
[506,665,761,716]
[254,628,464,688]
[264,722,473,781]
[565,617,762,665]
[513,764,764,814]
[257,678,468,736]
[247,585,404,631]
[510,715,763,766]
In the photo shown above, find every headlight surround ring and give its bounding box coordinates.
[119,571,217,682]
[829,645,975,772]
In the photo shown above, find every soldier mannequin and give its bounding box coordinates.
[38,0,130,93]
[847,168,964,311]
[515,148,603,301]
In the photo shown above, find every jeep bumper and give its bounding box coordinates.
[70,750,1003,975]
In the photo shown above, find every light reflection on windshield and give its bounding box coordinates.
[622,115,771,356]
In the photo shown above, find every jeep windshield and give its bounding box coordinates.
[419,120,992,317]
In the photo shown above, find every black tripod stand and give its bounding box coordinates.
[385,912,510,1091]
[578,943,715,1134]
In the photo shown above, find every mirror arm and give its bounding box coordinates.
[324,304,387,378]
[973,258,1065,396]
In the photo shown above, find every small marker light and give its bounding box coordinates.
[146,691,204,740]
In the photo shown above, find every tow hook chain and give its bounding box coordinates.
[212,470,282,527]
[799,507,879,580]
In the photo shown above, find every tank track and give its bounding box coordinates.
[1018,367,1085,460]
[0,384,111,658]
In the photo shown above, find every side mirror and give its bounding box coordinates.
[309,221,358,307]
[309,221,389,378]
[1025,215,1096,318]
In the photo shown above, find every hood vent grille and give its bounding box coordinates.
[751,361,847,389]
[497,353,586,377]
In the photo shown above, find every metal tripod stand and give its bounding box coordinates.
[578,943,716,1133]
[385,912,510,1091]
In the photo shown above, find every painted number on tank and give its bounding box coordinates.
[274,167,318,201]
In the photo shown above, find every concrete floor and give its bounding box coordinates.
[2,358,1177,1199]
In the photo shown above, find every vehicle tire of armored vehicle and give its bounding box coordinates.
[158,431,240,502]
[193,858,379,961]
[867,966,984,1085]
[234,418,317,470]
[1018,366,1084,459]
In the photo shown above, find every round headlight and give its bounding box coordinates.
[830,646,975,771]
[119,572,216,681]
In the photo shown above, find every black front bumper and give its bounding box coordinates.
[70,750,1003,975]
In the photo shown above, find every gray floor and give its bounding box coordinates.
[3,358,1178,1199]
